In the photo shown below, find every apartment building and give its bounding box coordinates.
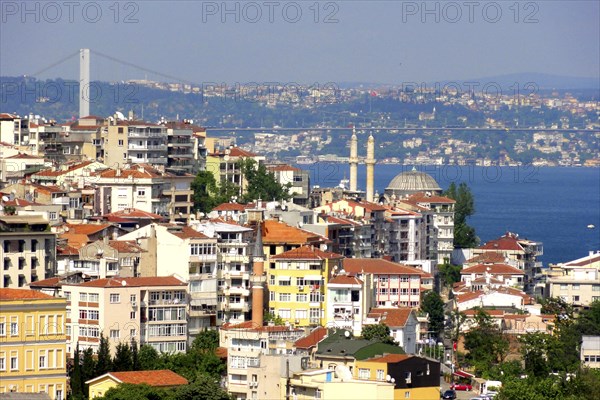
[205,146,265,196]
[219,321,305,400]
[268,245,343,327]
[473,232,543,293]
[325,273,370,336]
[546,251,600,306]
[385,207,428,264]
[164,121,200,173]
[0,216,56,289]
[459,263,526,291]
[0,153,45,185]
[265,164,310,206]
[73,238,146,279]
[343,258,433,308]
[101,120,167,169]
[92,164,193,220]
[62,276,188,355]
[0,288,67,400]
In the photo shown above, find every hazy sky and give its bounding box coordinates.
[1,1,598,84]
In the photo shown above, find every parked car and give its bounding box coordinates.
[451,383,473,391]
[442,390,457,399]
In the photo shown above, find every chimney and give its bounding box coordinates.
[251,222,266,328]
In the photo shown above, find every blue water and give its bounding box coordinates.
[302,163,600,265]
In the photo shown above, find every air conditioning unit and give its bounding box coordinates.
[131,301,137,307]
[298,286,304,291]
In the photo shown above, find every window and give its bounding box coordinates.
[269,292,275,301]
[79,293,88,301]
[110,330,120,339]
[295,309,307,320]
[130,311,136,319]
[296,294,307,302]
[404,391,410,398]
[123,153,127,160]
[10,356,18,371]
[0,357,4,371]
[279,293,291,302]
[88,293,99,302]
[573,295,580,302]
[376,369,385,381]
[110,294,120,303]
[359,368,371,379]
[0,323,4,336]
[137,188,145,196]
[560,284,568,290]
[130,329,137,338]
[572,284,580,291]
[278,309,291,319]
[10,322,18,336]
[39,354,46,368]
[118,139,124,146]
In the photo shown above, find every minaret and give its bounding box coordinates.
[250,222,266,328]
[79,48,90,118]
[349,127,358,192]
[366,133,376,202]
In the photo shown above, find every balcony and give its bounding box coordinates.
[147,157,168,164]
[129,144,167,151]
[228,302,249,312]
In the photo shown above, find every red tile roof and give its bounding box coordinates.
[343,258,432,278]
[478,233,525,252]
[105,370,188,386]
[108,240,146,253]
[461,263,525,275]
[267,164,301,172]
[105,208,164,220]
[0,288,56,300]
[368,308,414,327]
[65,223,113,235]
[271,245,343,261]
[211,147,256,157]
[213,202,247,212]
[405,192,456,204]
[3,198,42,207]
[168,225,209,240]
[345,200,387,212]
[365,354,412,363]
[262,219,326,245]
[328,274,363,285]
[466,253,506,264]
[33,161,94,177]
[76,276,186,288]
[221,321,301,333]
[28,277,62,288]
[294,326,328,349]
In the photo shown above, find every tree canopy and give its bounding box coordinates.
[420,291,445,339]
[444,182,479,248]
[361,323,396,345]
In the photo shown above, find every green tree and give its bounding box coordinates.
[420,291,445,338]
[519,332,553,378]
[264,311,285,326]
[167,375,232,400]
[239,158,292,202]
[82,347,97,397]
[444,182,479,248]
[138,345,160,371]
[361,323,396,345]
[71,343,84,400]
[191,329,219,352]
[101,383,166,400]
[112,342,133,372]
[131,339,140,371]
[96,334,112,376]
[191,171,220,213]
[438,262,462,287]
[464,309,509,375]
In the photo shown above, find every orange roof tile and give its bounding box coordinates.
[328,275,363,285]
[405,192,456,204]
[294,326,328,349]
[168,226,209,240]
[365,354,412,363]
[368,308,414,327]
[271,245,342,261]
[478,233,525,252]
[466,252,506,264]
[213,202,247,212]
[107,370,188,386]
[0,288,56,300]
[262,219,325,245]
[33,161,94,177]
[461,263,525,275]
[267,164,301,172]
[343,258,432,278]
[65,223,113,235]
[75,276,186,288]
[105,208,164,220]
[108,240,146,253]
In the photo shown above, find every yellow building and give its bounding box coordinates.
[284,368,394,400]
[86,369,188,399]
[205,147,265,196]
[269,245,343,327]
[0,288,67,400]
[354,354,441,400]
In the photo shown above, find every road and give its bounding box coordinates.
[440,380,478,399]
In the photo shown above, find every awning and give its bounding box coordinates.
[454,370,475,378]
[304,275,322,281]
[190,299,217,306]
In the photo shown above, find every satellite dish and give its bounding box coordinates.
[121,280,127,286]
[344,331,350,338]
[1,196,8,202]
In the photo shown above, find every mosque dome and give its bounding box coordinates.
[385,168,442,195]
